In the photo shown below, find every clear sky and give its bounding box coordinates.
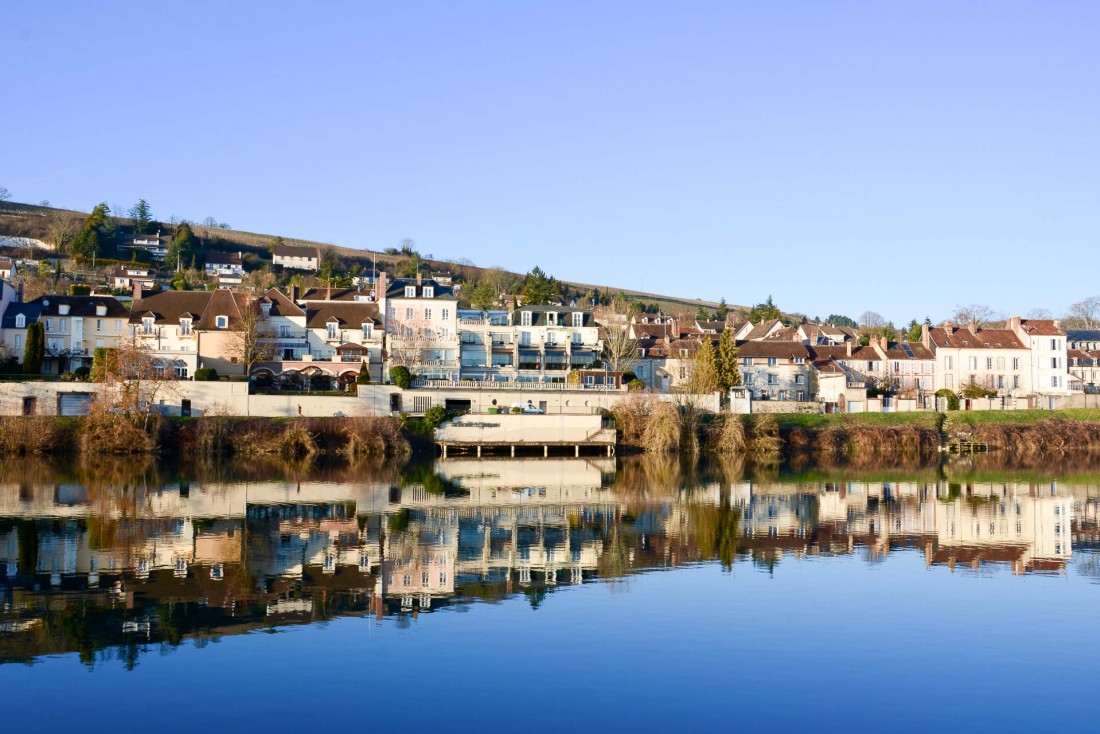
[2,1,1097,323]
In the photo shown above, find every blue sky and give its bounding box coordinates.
[2,1,1097,323]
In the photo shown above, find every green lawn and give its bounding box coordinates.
[948,408,1100,426]
[768,412,941,429]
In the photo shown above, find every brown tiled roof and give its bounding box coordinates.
[304,301,381,329]
[761,325,800,341]
[273,244,319,258]
[743,319,783,340]
[632,323,673,338]
[262,288,306,317]
[299,287,364,302]
[129,289,252,329]
[812,358,846,374]
[1018,319,1065,337]
[738,341,812,359]
[809,345,880,361]
[929,327,1027,350]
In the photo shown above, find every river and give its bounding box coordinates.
[2,454,1098,731]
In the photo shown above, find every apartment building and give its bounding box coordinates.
[273,244,320,271]
[1067,329,1100,391]
[1,294,128,374]
[379,273,460,381]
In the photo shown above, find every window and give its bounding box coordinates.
[1052,376,1058,388]
[968,356,977,370]
[442,308,450,321]
[997,375,1004,388]
[794,374,804,384]
[361,323,372,340]
[986,357,993,370]
[142,317,154,335]
[424,308,432,321]
[327,322,338,339]
[215,315,228,329]
[180,318,192,335]
[521,311,532,326]
[1051,338,1058,350]
[405,308,413,320]
[115,320,121,332]
[423,286,434,298]
[1051,357,1059,369]
[946,356,953,370]
[797,390,805,401]
[893,361,900,372]
[744,374,753,385]
[997,357,1005,370]
[45,319,54,333]
[280,325,291,338]
[1013,375,1020,389]
[1013,358,1019,370]
[404,286,416,298]
[767,357,777,366]
[547,312,558,326]
[15,314,25,328]
[794,357,805,364]
[767,374,778,385]
[573,332,582,345]
[96,319,103,333]
[572,312,583,327]
[14,335,21,349]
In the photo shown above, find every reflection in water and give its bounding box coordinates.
[2,455,1100,667]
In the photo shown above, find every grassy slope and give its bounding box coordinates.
[770,412,942,429]
[948,408,1100,425]
[0,201,724,314]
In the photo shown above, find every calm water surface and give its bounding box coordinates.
[2,455,1099,731]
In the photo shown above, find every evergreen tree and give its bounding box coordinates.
[747,295,782,323]
[521,266,558,305]
[128,199,153,233]
[905,319,922,342]
[717,328,741,389]
[716,298,729,321]
[166,223,196,271]
[72,202,111,261]
[23,322,45,374]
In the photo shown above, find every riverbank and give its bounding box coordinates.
[0,414,413,459]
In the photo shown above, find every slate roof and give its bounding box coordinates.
[737,341,812,360]
[0,302,42,328]
[261,288,306,317]
[384,278,457,300]
[1067,329,1100,344]
[517,305,593,327]
[33,295,128,319]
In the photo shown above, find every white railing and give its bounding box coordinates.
[412,379,621,391]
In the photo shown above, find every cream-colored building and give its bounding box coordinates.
[1,294,129,374]
[380,273,460,381]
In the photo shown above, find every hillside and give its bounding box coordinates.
[0,200,725,315]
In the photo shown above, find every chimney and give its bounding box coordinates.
[290,285,300,303]
[1007,316,1021,331]
[376,271,388,301]
[966,322,978,335]
[17,281,24,303]
[921,323,931,348]
[133,281,143,302]
[879,336,888,350]
[1054,319,1062,330]
[416,271,423,287]
[846,340,852,357]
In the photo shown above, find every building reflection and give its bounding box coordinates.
[2,459,1100,664]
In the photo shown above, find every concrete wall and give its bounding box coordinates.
[356,385,720,416]
[749,400,821,414]
[436,414,611,445]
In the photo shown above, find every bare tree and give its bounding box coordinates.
[242,267,277,293]
[387,319,434,370]
[859,311,887,331]
[226,296,276,375]
[90,338,179,433]
[1068,296,1100,330]
[952,304,997,329]
[46,210,79,256]
[597,298,640,373]
[0,186,10,202]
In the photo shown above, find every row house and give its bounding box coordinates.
[130,287,252,377]
[1,294,128,374]
[379,272,460,381]
[272,244,320,271]
[922,319,1070,397]
[811,339,935,394]
[457,305,601,382]
[112,266,157,291]
[1067,329,1100,391]
[738,341,813,401]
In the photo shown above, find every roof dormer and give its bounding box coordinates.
[15,314,26,329]
[404,285,416,298]
[423,286,434,298]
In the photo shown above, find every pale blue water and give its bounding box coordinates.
[2,458,1097,731]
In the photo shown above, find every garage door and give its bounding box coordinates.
[57,392,95,416]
